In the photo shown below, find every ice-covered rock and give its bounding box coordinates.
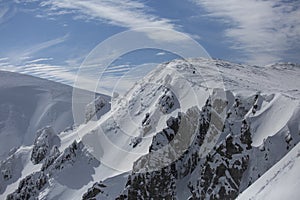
[6,171,48,200]
[85,96,110,123]
[158,88,179,114]
[7,140,99,199]
[82,181,107,200]
[31,126,60,164]
[41,145,60,171]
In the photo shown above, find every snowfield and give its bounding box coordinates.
[0,58,299,199]
[237,141,300,200]
[0,70,74,161]
[0,71,110,198]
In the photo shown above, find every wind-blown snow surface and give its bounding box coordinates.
[0,71,110,198]
[1,59,300,199]
[237,141,300,200]
[0,70,75,160]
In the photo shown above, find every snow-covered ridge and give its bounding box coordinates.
[1,58,299,199]
[0,70,110,199]
[0,70,74,161]
[237,141,300,200]
[82,58,299,199]
[0,70,110,161]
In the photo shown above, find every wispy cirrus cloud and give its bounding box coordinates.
[97,62,157,95]
[39,0,174,28]
[0,57,9,62]
[36,0,180,41]
[0,58,77,86]
[24,57,53,64]
[0,2,17,24]
[0,34,71,85]
[22,34,69,57]
[7,34,68,64]
[0,57,155,95]
[0,6,9,20]
[192,0,300,64]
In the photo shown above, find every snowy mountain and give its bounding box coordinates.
[1,58,299,199]
[0,70,73,161]
[0,71,110,198]
[237,141,300,200]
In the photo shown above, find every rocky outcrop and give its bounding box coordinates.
[85,96,110,123]
[82,181,107,200]
[41,145,60,171]
[31,126,60,165]
[115,92,227,199]
[158,88,179,114]
[6,171,48,200]
[8,140,99,199]
[0,152,23,194]
[93,91,294,200]
[189,124,252,199]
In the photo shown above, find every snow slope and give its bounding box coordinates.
[80,59,299,199]
[0,71,73,160]
[0,71,109,161]
[0,71,111,198]
[1,59,299,199]
[237,141,300,200]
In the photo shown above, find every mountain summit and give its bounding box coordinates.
[1,58,299,200]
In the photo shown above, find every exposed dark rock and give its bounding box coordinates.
[82,181,106,200]
[85,96,110,123]
[6,172,48,200]
[158,89,179,114]
[31,126,60,165]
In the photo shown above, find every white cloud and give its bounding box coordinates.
[23,34,69,57]
[38,0,181,42]
[102,64,131,75]
[0,3,17,24]
[0,57,142,95]
[156,52,166,56]
[1,61,78,85]
[98,62,157,95]
[40,0,173,28]
[192,0,300,64]
[7,34,68,64]
[0,57,9,62]
[24,57,53,64]
[0,6,9,19]
[0,56,79,88]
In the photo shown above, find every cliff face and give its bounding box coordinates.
[84,91,300,199]
[80,58,299,199]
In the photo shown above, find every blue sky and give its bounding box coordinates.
[0,0,299,94]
